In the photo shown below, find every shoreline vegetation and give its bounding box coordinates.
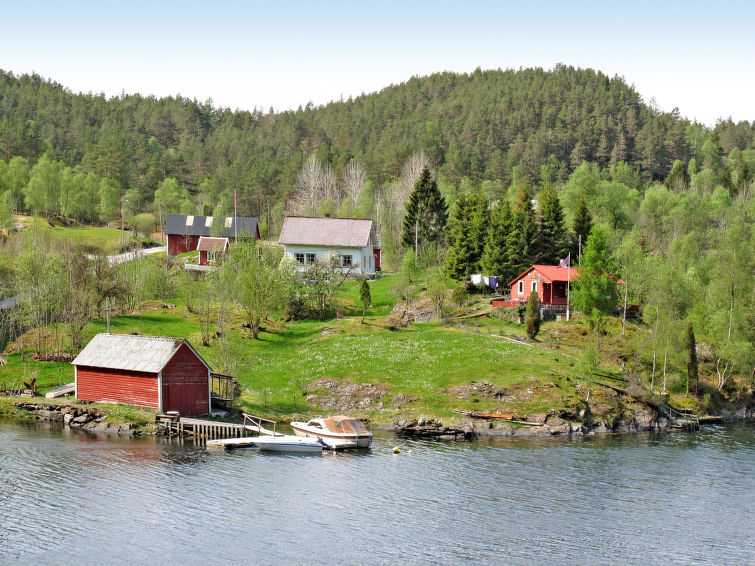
[1,263,752,439]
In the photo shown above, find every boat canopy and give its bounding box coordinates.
[323,416,369,433]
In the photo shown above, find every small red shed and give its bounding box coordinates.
[72,333,212,416]
[197,236,229,266]
[506,264,581,308]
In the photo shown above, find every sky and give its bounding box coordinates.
[1,1,753,126]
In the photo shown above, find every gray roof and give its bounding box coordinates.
[278,216,374,248]
[166,214,258,238]
[72,333,210,374]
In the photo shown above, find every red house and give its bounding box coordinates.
[167,214,259,256]
[72,333,212,416]
[501,264,581,309]
[197,236,229,266]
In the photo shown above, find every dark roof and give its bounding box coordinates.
[72,333,211,373]
[278,216,374,248]
[166,214,258,238]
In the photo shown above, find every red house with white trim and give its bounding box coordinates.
[502,264,581,309]
[72,333,212,416]
[166,214,259,256]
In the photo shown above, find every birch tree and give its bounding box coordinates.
[341,160,367,208]
[291,154,336,215]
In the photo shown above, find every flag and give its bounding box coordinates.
[558,254,570,268]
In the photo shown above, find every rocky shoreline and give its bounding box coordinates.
[12,402,139,435]
[392,405,754,440]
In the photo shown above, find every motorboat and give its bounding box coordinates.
[252,435,325,453]
[290,415,373,449]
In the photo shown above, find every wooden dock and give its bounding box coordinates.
[206,437,259,449]
[157,414,253,440]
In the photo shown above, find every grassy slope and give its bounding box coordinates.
[1,272,600,425]
[12,215,129,252]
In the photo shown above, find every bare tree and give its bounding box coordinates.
[395,151,430,209]
[341,161,367,208]
[291,154,337,215]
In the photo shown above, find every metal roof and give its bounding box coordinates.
[508,265,581,286]
[166,214,258,238]
[72,333,209,374]
[278,216,374,248]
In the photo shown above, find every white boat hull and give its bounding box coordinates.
[290,424,372,449]
[252,435,324,453]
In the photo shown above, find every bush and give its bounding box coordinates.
[525,292,541,339]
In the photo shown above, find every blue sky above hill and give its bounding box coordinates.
[2,1,752,125]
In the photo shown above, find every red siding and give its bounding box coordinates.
[373,248,381,270]
[161,343,210,416]
[168,234,200,256]
[199,250,208,265]
[77,366,159,410]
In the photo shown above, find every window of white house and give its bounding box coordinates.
[342,255,353,267]
[208,251,218,263]
[294,253,305,264]
[306,253,316,264]
[531,281,537,292]
[518,281,524,294]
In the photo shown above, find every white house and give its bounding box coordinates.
[278,216,381,275]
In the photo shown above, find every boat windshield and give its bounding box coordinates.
[324,416,369,433]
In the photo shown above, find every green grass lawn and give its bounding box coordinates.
[11,215,152,252]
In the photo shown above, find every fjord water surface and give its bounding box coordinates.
[1,420,753,565]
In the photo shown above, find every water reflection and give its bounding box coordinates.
[0,419,753,565]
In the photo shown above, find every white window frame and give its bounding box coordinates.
[342,255,353,267]
[306,253,316,264]
[531,281,537,292]
[518,281,524,295]
[294,253,305,265]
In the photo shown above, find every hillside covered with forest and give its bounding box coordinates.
[1,65,753,225]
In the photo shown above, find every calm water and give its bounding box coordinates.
[1,421,753,565]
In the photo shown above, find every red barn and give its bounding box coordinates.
[166,214,259,256]
[72,333,212,416]
[505,264,581,309]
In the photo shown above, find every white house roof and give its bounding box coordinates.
[72,333,209,374]
[278,216,374,248]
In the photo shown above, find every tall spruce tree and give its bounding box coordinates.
[443,193,472,280]
[466,190,490,273]
[504,184,537,283]
[537,183,568,264]
[685,322,698,397]
[401,166,448,251]
[571,190,593,264]
[481,200,511,278]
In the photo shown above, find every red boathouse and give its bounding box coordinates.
[72,333,212,416]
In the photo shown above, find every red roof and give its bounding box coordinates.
[197,236,229,253]
[278,216,374,248]
[508,264,581,286]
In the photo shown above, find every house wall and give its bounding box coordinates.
[168,234,200,256]
[510,269,547,304]
[161,343,210,416]
[76,366,159,409]
[283,244,375,274]
[199,250,208,265]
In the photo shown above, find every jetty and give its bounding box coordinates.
[157,413,283,447]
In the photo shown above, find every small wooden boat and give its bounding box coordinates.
[290,415,373,449]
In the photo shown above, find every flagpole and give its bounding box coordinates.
[234,190,238,243]
[566,253,571,322]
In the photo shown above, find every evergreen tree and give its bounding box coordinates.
[359,278,371,324]
[443,193,472,280]
[537,183,568,264]
[466,190,490,273]
[571,226,618,315]
[401,166,448,251]
[525,291,541,339]
[571,190,593,264]
[504,184,537,283]
[481,200,511,278]
[664,159,690,192]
